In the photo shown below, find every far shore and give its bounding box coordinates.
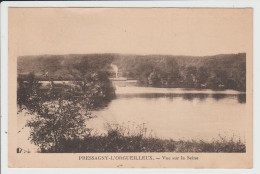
[115,86,246,95]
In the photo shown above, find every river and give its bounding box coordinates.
[89,86,246,141]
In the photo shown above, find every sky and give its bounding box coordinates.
[9,8,252,57]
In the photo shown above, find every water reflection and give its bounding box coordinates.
[237,94,246,103]
[182,93,209,101]
[116,93,246,103]
[212,94,227,101]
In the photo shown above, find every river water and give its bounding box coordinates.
[89,86,246,141]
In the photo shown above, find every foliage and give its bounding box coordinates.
[115,54,246,91]
[17,60,115,151]
[17,72,42,112]
[68,71,115,109]
[41,123,246,153]
[26,100,92,152]
[173,136,245,153]
[18,53,246,91]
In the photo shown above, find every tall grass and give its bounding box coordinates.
[43,122,245,153]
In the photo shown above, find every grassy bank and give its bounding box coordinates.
[43,129,246,153]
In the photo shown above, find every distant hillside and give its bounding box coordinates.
[18,53,246,91]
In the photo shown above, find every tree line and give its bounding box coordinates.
[17,53,246,91]
[114,53,246,91]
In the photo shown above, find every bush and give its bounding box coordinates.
[18,69,115,152]
[26,100,93,152]
[39,123,246,153]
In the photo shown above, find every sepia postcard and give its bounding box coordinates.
[7,7,253,168]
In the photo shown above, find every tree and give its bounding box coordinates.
[26,99,92,152]
[197,67,209,87]
[68,59,116,109]
[17,72,42,112]
[185,66,197,88]
[24,79,95,152]
[164,59,180,87]
[148,70,161,87]
[22,58,116,152]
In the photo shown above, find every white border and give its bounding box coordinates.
[1,1,260,174]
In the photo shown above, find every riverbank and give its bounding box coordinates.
[115,86,246,95]
[44,132,246,153]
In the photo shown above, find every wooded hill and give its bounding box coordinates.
[18,53,246,91]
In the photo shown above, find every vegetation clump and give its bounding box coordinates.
[17,66,115,152]
[42,123,246,153]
